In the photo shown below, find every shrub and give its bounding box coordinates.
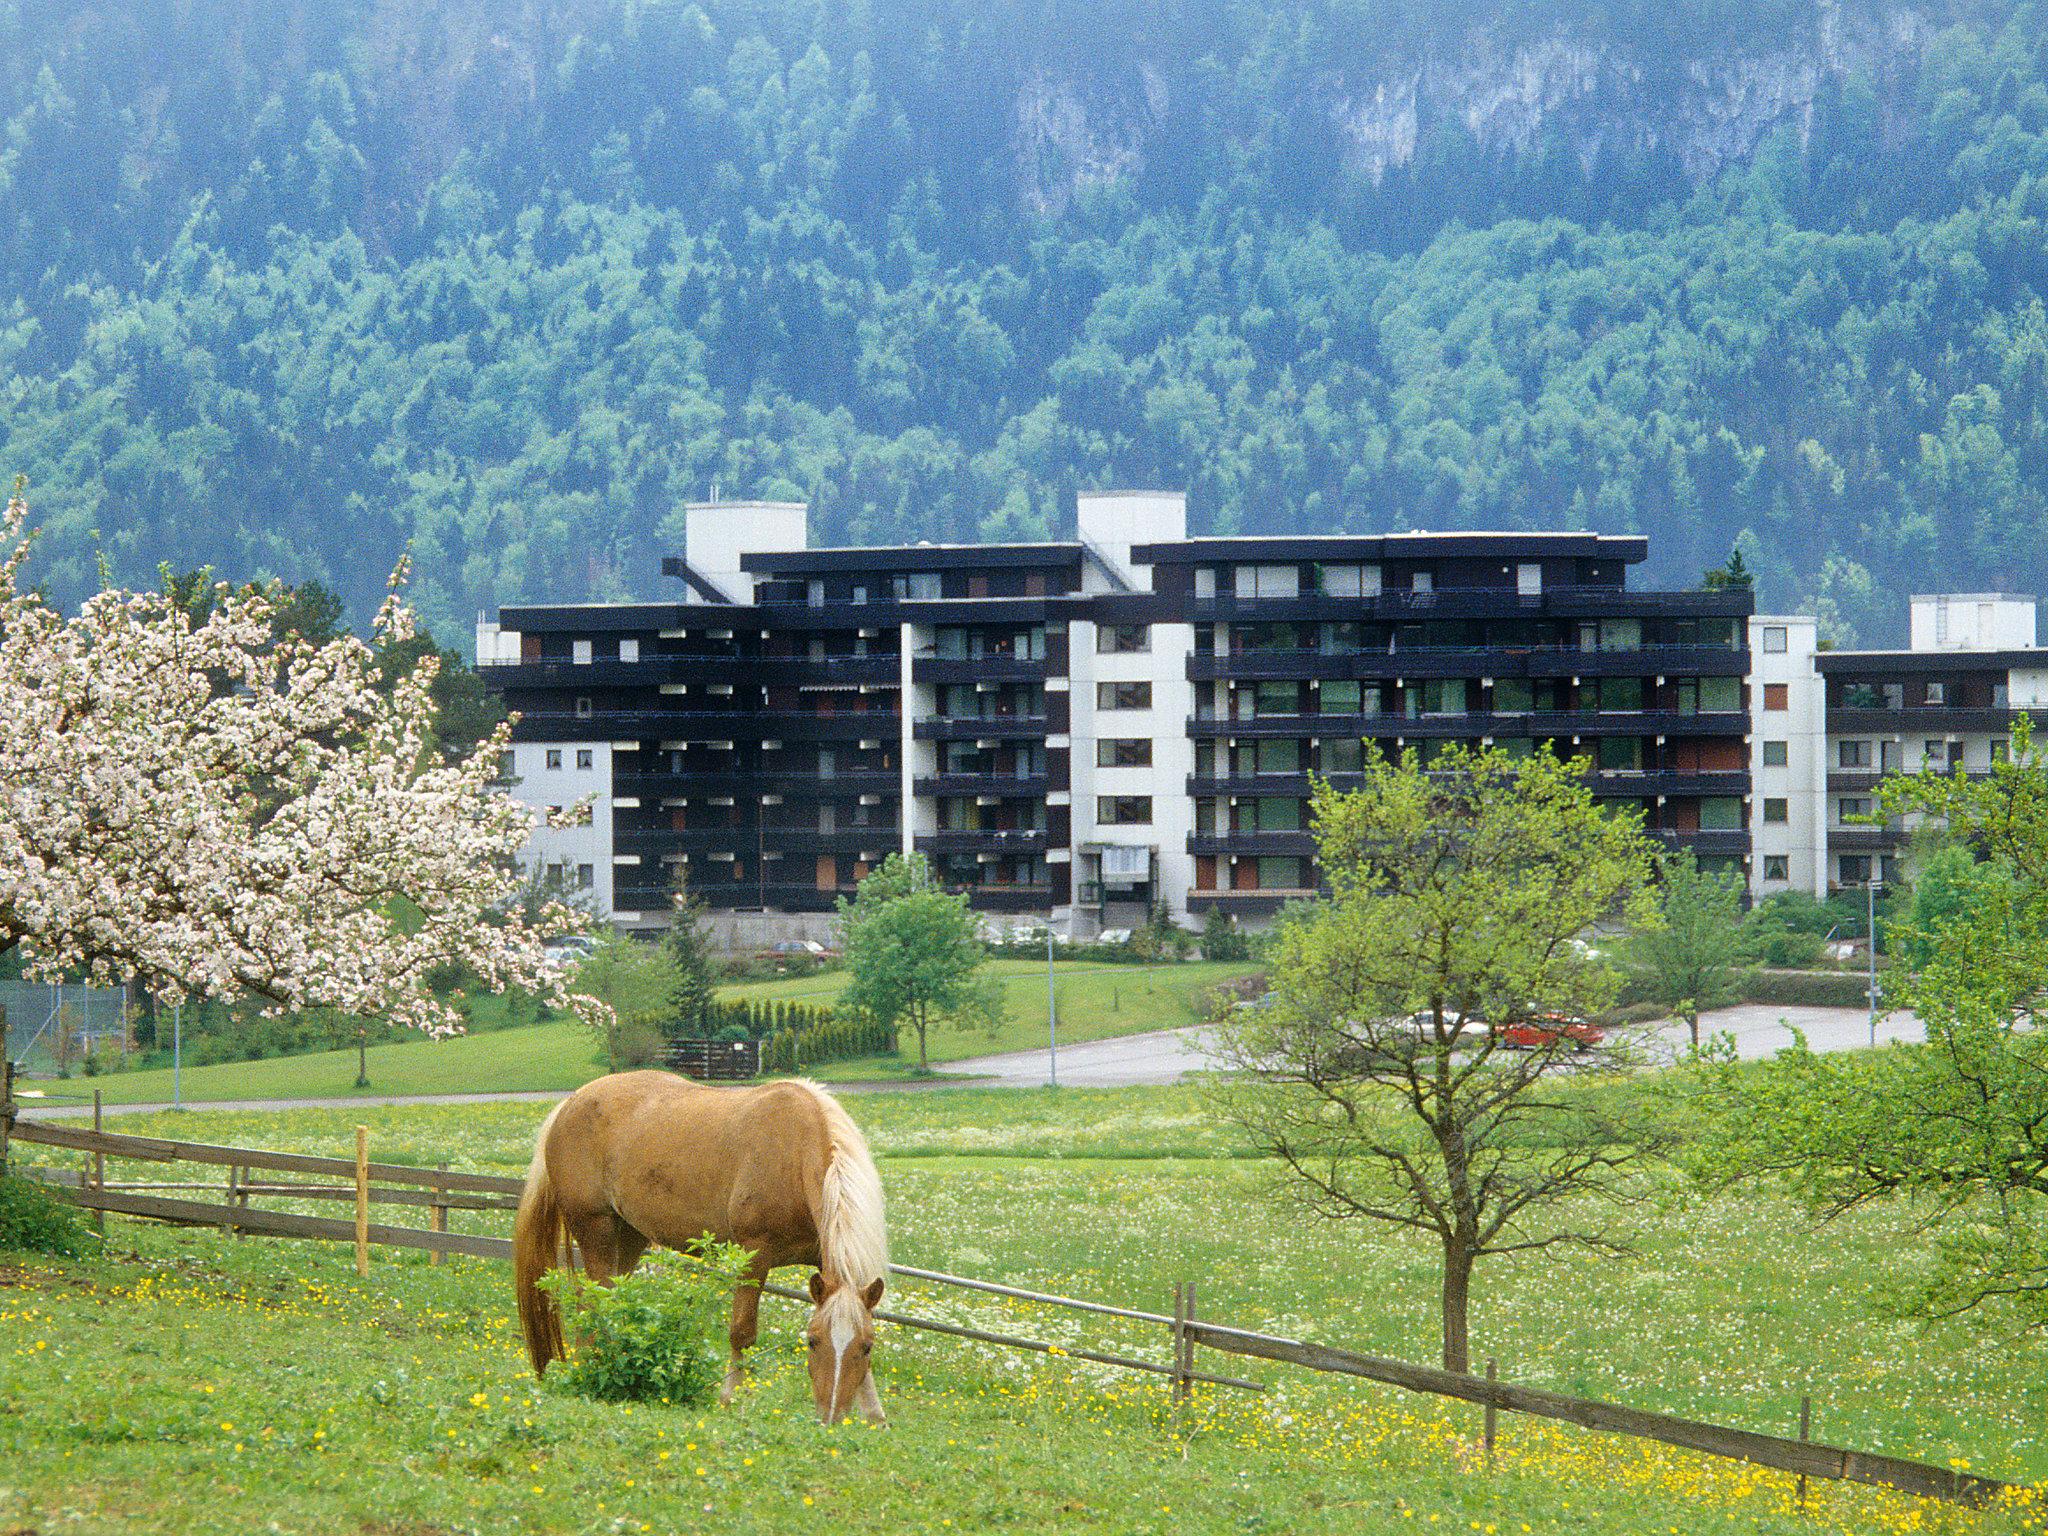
[536,1240,752,1404]
[1199,907,1251,961]
[1742,968,1876,1008]
[0,1172,96,1257]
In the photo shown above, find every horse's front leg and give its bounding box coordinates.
[720,1252,771,1407]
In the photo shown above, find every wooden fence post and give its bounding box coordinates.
[1797,1395,1812,1509]
[1484,1359,1498,1460]
[91,1090,105,1236]
[1171,1282,1198,1407]
[429,1162,448,1268]
[353,1126,369,1277]
[1,1057,15,1172]
[223,1164,239,1237]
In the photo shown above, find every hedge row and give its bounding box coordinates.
[665,998,833,1044]
[758,1015,898,1074]
[1741,968,1878,1009]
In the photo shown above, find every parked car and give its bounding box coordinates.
[759,939,837,959]
[1490,1015,1606,1051]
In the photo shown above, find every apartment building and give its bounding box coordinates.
[479,494,1758,934]
[1810,594,2047,891]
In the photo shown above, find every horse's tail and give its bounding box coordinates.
[514,1101,569,1376]
[793,1080,888,1290]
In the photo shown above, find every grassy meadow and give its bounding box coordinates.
[63,959,1251,1106]
[3,1086,2045,1534]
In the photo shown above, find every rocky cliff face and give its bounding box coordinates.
[1015,3,1929,211]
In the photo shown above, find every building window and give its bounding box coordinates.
[576,863,595,889]
[1699,797,1743,831]
[1098,681,1152,710]
[619,638,640,663]
[1097,738,1153,768]
[1194,567,1217,600]
[893,573,941,601]
[1678,676,1743,714]
[1762,740,1789,767]
[1762,626,1788,654]
[545,748,563,770]
[1516,563,1542,597]
[575,696,593,720]
[1763,797,1789,824]
[1763,683,1788,711]
[1924,739,1946,767]
[1318,563,1381,597]
[1257,856,1306,890]
[1098,624,1151,654]
[1097,796,1152,825]
[1319,737,1364,774]
[1837,797,1873,822]
[1763,855,1789,882]
[1837,740,1870,769]
[576,748,594,770]
[1925,682,1946,704]
[1411,571,1433,593]
[1234,564,1301,600]
[572,639,593,665]
[1596,737,1642,771]
[1839,854,1872,884]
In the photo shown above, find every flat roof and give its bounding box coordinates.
[1131,532,1649,564]
[742,544,1085,574]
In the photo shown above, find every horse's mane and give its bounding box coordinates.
[789,1079,889,1289]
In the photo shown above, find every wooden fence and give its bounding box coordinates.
[0,1092,2017,1509]
[662,1038,762,1081]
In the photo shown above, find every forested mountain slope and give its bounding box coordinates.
[3,0,2046,642]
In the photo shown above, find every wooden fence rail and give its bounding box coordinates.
[0,1105,2021,1509]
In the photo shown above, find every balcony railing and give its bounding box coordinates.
[916,772,1050,796]
[915,829,1050,854]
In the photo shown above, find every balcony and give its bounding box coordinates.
[1183,587,1751,623]
[913,714,1049,741]
[612,768,901,798]
[1186,709,1749,740]
[759,827,901,854]
[1828,705,2032,734]
[1644,828,1751,855]
[1186,830,1319,857]
[1588,769,1749,798]
[912,655,1050,684]
[915,828,1050,854]
[1828,821,1906,851]
[1186,643,1747,684]
[915,771,1050,797]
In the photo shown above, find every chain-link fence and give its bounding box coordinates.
[1,979,132,1073]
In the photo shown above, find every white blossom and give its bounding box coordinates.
[0,493,604,1037]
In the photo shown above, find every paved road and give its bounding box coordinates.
[12,1003,1925,1116]
[934,1003,1927,1089]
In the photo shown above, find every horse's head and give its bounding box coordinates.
[804,1271,884,1423]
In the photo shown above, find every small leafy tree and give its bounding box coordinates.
[836,853,1000,1072]
[576,936,685,1071]
[1625,851,1755,1050]
[1214,744,1661,1372]
[536,1240,752,1403]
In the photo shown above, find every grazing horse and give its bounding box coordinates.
[513,1071,890,1424]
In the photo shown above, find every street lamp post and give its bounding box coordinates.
[1047,922,1058,1088]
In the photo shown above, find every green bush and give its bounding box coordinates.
[0,1171,96,1257]
[536,1240,752,1404]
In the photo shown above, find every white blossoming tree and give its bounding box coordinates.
[0,492,599,1037]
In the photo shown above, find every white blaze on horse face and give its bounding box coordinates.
[828,1306,857,1415]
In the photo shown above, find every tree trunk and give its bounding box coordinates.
[1440,1242,1475,1374]
[913,1010,928,1072]
[356,1026,370,1089]
[1685,1003,1700,1052]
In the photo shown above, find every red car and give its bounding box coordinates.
[1491,1016,1605,1051]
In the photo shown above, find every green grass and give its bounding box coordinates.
[62,960,1253,1106]
[4,1086,2043,1533]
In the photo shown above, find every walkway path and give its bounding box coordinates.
[12,1002,1924,1116]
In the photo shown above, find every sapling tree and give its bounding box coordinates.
[1625,850,1754,1050]
[1215,744,1662,1373]
[836,853,999,1072]
[0,492,596,1036]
